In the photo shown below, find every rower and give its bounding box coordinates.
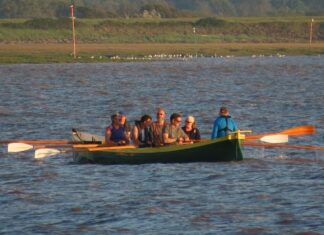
[211,106,238,138]
[105,114,129,145]
[132,114,152,147]
[163,113,189,144]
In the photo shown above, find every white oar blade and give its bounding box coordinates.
[34,148,61,159]
[260,134,288,144]
[8,143,33,153]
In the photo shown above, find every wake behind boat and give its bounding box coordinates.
[71,129,245,164]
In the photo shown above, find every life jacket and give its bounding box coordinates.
[135,121,152,147]
[218,116,233,135]
[182,127,200,140]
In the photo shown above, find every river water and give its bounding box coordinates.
[0,56,323,234]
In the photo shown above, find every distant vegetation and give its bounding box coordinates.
[1,1,324,63]
[195,17,227,27]
[0,0,324,18]
[1,17,323,43]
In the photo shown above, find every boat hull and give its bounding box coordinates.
[73,136,244,165]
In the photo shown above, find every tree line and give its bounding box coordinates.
[0,0,323,18]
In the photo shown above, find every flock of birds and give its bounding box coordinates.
[84,53,288,61]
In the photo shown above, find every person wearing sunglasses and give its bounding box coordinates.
[182,115,201,141]
[163,113,189,144]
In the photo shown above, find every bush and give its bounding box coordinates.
[96,20,126,28]
[2,18,85,30]
[24,18,71,29]
[139,4,179,18]
[75,6,117,18]
[318,22,324,39]
[195,17,227,27]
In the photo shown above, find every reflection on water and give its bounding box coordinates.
[0,56,323,234]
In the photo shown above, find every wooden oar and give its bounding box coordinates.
[1,139,73,145]
[8,143,35,153]
[231,130,288,143]
[189,134,288,145]
[243,142,324,151]
[34,145,137,159]
[246,125,315,140]
[1,139,102,145]
[259,134,288,143]
[7,131,289,153]
[8,143,82,153]
[7,142,123,153]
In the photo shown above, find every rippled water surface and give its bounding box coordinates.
[0,57,323,234]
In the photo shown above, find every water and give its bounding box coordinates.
[0,56,323,234]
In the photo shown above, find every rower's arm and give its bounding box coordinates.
[132,126,140,146]
[105,128,113,145]
[163,132,176,144]
[211,120,218,139]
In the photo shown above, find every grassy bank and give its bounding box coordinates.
[1,42,323,64]
[0,16,324,63]
[1,16,324,43]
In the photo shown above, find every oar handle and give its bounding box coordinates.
[232,130,252,133]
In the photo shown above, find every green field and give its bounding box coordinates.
[0,16,324,63]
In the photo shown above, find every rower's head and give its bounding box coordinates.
[140,114,152,128]
[111,114,120,125]
[156,107,166,122]
[170,113,182,127]
[185,115,196,128]
[219,106,229,116]
[118,112,127,125]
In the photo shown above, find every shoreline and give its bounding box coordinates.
[1,42,323,64]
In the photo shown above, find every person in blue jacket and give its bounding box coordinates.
[211,106,238,139]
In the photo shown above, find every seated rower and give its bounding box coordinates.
[119,112,132,132]
[163,113,189,144]
[105,114,130,145]
[150,107,168,147]
[182,115,201,141]
[118,111,132,141]
[132,114,153,147]
[211,106,237,139]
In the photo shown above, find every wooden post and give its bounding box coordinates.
[193,27,197,57]
[309,18,314,45]
[70,5,76,59]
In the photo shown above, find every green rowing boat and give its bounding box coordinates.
[71,129,245,164]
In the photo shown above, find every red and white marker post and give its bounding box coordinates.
[70,5,76,59]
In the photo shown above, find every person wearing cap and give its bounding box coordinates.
[150,107,168,147]
[211,107,238,138]
[163,113,189,144]
[105,114,129,145]
[182,115,201,141]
